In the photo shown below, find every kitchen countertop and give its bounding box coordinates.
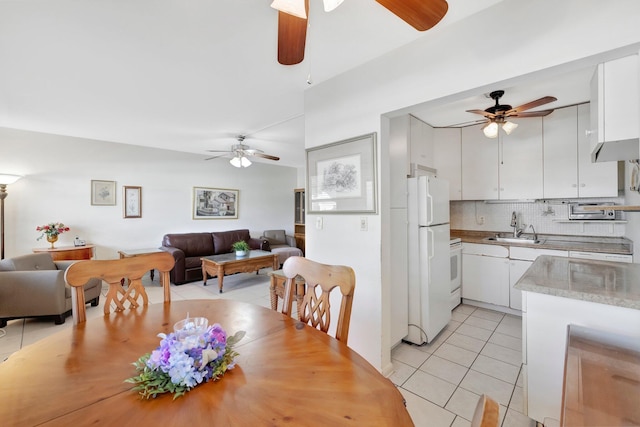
[451,229,633,255]
[514,255,640,310]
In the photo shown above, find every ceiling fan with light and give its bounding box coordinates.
[205,135,280,168]
[466,90,557,138]
[271,0,449,65]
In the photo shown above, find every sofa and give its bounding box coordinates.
[260,230,304,266]
[0,253,102,327]
[161,229,264,285]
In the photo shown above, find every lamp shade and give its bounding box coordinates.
[502,121,519,135]
[230,157,242,168]
[482,122,499,139]
[270,0,307,19]
[240,157,252,168]
[0,174,22,185]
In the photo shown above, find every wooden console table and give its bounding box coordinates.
[33,244,95,261]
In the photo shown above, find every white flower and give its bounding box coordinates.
[200,349,218,369]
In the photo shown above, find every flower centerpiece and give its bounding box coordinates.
[125,319,245,400]
[36,222,70,248]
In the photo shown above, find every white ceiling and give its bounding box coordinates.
[0,0,593,168]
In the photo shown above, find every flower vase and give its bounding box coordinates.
[46,235,58,249]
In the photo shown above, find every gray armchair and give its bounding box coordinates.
[0,253,102,327]
[260,230,303,267]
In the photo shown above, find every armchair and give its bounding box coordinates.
[260,230,303,267]
[0,253,102,327]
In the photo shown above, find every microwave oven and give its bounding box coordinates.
[568,203,616,220]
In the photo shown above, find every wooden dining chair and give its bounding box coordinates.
[64,252,175,324]
[471,394,500,427]
[281,256,355,343]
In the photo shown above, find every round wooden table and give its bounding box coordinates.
[0,299,413,426]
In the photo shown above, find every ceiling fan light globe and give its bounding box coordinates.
[240,157,252,168]
[271,0,307,19]
[323,0,344,12]
[502,121,518,135]
[230,157,242,168]
[482,121,499,139]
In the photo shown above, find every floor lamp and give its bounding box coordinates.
[0,174,22,260]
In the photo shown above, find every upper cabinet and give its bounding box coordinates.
[433,128,462,200]
[409,115,434,169]
[589,54,639,154]
[543,104,618,198]
[461,119,543,200]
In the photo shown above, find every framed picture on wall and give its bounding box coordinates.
[123,186,142,218]
[91,180,116,206]
[193,187,238,219]
[306,133,377,214]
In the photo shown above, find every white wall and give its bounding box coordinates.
[305,0,640,372]
[0,127,297,259]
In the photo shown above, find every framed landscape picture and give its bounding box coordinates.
[306,133,377,214]
[123,186,142,218]
[91,180,116,206]
[193,187,238,219]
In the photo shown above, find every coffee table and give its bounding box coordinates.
[201,250,278,293]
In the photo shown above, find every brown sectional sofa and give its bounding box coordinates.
[161,229,264,285]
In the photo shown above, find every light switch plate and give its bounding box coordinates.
[360,217,368,231]
[316,216,323,230]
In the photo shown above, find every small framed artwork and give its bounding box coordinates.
[193,187,238,219]
[124,186,142,218]
[91,180,116,206]
[306,133,377,214]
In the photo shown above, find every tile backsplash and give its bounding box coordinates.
[450,197,627,237]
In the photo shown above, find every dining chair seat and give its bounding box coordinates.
[64,251,175,324]
[281,256,355,343]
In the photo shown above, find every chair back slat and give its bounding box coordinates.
[281,256,355,343]
[64,252,174,324]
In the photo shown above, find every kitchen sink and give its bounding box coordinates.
[484,236,545,245]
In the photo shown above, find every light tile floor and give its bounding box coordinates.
[0,272,537,427]
[391,304,537,427]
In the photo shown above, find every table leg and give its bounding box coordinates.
[269,276,278,310]
[272,255,278,271]
[217,265,224,293]
[150,269,155,281]
[202,263,208,286]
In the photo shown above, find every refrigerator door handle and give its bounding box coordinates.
[426,192,433,225]
[427,228,434,284]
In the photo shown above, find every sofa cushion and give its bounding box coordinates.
[162,233,214,257]
[212,229,251,255]
[0,253,57,271]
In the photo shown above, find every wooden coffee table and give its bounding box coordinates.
[201,250,278,293]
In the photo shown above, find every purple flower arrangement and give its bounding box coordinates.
[126,323,245,399]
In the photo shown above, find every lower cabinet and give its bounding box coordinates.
[508,259,532,311]
[461,244,510,307]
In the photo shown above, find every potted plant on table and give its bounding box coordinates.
[231,240,250,257]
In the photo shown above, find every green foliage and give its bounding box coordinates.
[231,240,250,252]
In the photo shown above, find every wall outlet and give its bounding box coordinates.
[315,216,323,230]
[478,216,485,225]
[360,217,368,231]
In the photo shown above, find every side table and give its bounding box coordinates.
[268,269,306,316]
[33,244,95,261]
[118,248,164,282]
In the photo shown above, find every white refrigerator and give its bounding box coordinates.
[406,175,451,345]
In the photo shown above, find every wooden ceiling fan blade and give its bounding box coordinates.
[466,109,497,119]
[508,109,555,118]
[277,0,309,65]
[504,96,557,115]
[252,153,280,161]
[375,0,448,31]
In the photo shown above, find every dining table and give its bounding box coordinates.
[0,299,413,426]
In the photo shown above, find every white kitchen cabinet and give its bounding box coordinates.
[461,125,499,200]
[462,243,509,306]
[409,115,434,170]
[500,118,543,200]
[461,120,542,200]
[509,247,569,311]
[590,54,639,153]
[577,104,619,197]
[433,128,462,200]
[543,104,618,198]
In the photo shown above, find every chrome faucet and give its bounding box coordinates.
[511,212,523,237]
[529,224,538,241]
